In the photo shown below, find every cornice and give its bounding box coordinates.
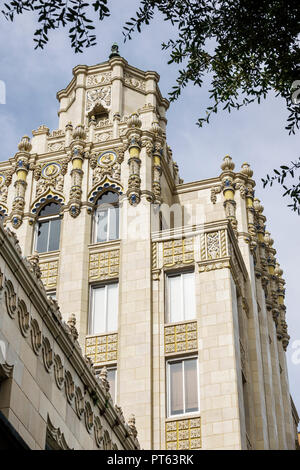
[0,222,139,450]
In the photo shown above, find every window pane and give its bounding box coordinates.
[48,218,61,251]
[168,275,182,322]
[39,202,60,217]
[184,359,198,413]
[97,191,119,205]
[106,283,118,331]
[36,220,49,253]
[109,207,119,240]
[91,287,106,334]
[96,209,108,242]
[107,369,116,403]
[183,272,196,320]
[169,361,184,415]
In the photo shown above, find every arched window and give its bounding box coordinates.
[35,202,61,253]
[93,191,119,243]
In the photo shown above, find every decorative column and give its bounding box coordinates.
[151,121,163,204]
[69,125,86,217]
[274,263,289,350]
[126,113,142,206]
[65,122,73,147]
[240,163,256,245]
[220,155,238,234]
[11,135,32,228]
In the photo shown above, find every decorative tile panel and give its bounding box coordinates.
[200,229,227,261]
[85,333,118,365]
[163,238,194,267]
[164,322,197,354]
[89,249,119,281]
[40,260,59,288]
[166,417,201,450]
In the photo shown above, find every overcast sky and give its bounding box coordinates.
[0,2,299,422]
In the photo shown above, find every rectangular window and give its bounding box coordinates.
[89,283,118,335]
[167,357,199,417]
[166,272,196,323]
[36,218,61,253]
[95,207,119,243]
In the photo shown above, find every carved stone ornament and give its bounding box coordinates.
[42,336,53,373]
[47,415,71,450]
[17,298,30,337]
[4,279,17,318]
[75,386,84,419]
[54,354,64,389]
[84,401,94,433]
[31,319,42,355]
[65,370,75,404]
[86,87,111,113]
[94,416,104,448]
[87,72,112,87]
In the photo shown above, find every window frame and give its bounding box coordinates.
[166,356,200,418]
[89,282,119,335]
[165,270,196,324]
[34,211,62,253]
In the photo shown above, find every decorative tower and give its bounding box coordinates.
[0,47,297,450]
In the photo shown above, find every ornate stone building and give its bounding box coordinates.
[0,47,298,450]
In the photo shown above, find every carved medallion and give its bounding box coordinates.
[98,151,116,167]
[42,162,61,178]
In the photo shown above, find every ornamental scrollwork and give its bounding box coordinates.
[4,279,17,318]
[42,336,53,373]
[17,298,30,337]
[94,416,104,448]
[31,319,42,355]
[54,354,64,389]
[75,386,84,419]
[84,401,94,433]
[65,370,75,404]
[86,87,111,113]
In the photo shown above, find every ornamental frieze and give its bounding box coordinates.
[124,73,146,92]
[86,72,112,87]
[34,159,68,198]
[86,86,111,113]
[90,150,122,186]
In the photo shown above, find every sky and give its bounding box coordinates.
[0,2,299,425]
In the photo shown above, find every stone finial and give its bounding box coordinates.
[18,135,32,153]
[72,124,86,141]
[67,313,79,341]
[274,262,283,278]
[151,121,162,137]
[221,155,235,172]
[128,414,138,439]
[240,162,253,178]
[109,42,120,59]
[253,198,264,214]
[127,113,142,129]
[264,231,274,247]
[99,366,110,393]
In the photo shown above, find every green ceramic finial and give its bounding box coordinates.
[109,43,120,59]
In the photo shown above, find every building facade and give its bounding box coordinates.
[0,48,298,450]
